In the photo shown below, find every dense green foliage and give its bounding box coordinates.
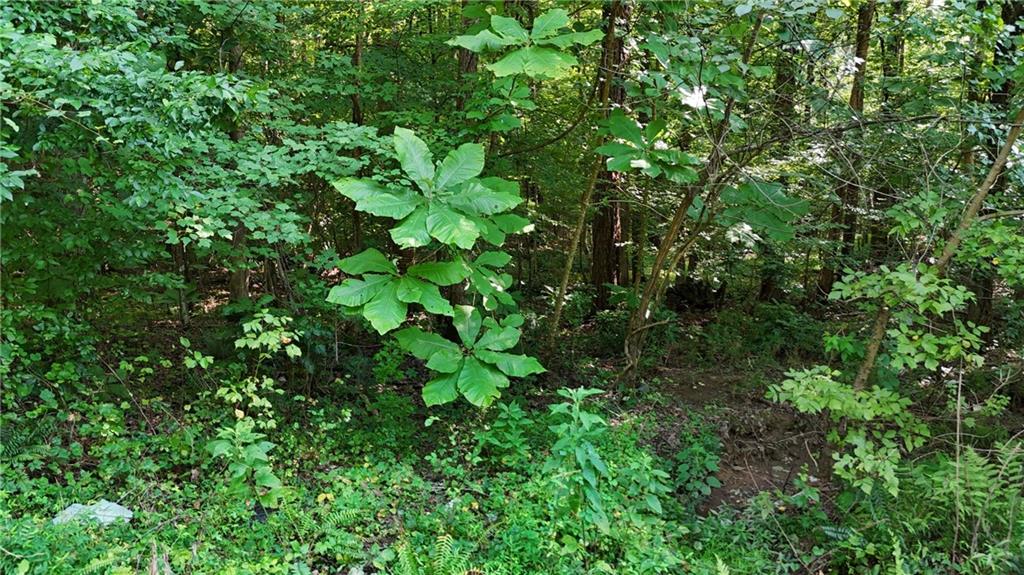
[2,0,1023,573]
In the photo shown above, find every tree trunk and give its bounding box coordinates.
[171,243,190,328]
[223,30,250,302]
[455,0,479,112]
[817,0,875,298]
[772,42,797,134]
[852,105,1024,389]
[590,0,631,310]
[871,0,904,261]
[623,14,765,373]
[547,1,625,340]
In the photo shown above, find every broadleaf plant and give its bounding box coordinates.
[595,109,700,184]
[448,9,604,80]
[328,128,543,407]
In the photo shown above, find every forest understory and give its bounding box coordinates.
[2,1,1023,574]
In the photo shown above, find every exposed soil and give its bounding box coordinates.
[643,367,829,512]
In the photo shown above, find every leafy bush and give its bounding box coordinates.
[697,303,823,365]
[672,414,723,506]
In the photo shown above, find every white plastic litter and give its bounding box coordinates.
[52,499,133,526]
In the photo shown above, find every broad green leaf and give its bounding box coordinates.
[363,282,408,334]
[408,259,470,286]
[608,109,645,147]
[663,165,699,184]
[493,213,534,234]
[530,9,569,40]
[467,268,514,309]
[502,314,524,328]
[645,118,668,141]
[487,112,522,132]
[467,215,506,246]
[607,153,639,172]
[475,324,521,351]
[488,46,578,79]
[355,190,421,219]
[448,181,522,215]
[426,204,480,249]
[333,178,386,202]
[426,349,462,373]
[434,143,485,190]
[326,274,392,307]
[453,305,482,346]
[395,327,459,357]
[393,127,434,189]
[595,142,636,157]
[457,356,509,407]
[474,350,545,377]
[207,439,231,458]
[254,467,282,489]
[423,369,461,406]
[390,206,432,248]
[474,251,512,268]
[229,462,250,480]
[461,2,489,18]
[339,248,396,275]
[447,30,515,52]
[540,29,604,48]
[418,282,455,316]
[491,15,529,42]
[395,276,425,302]
[393,325,462,364]
[478,176,519,195]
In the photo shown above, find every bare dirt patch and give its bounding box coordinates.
[646,367,830,512]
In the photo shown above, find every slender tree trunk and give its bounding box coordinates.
[455,0,478,112]
[962,1,1021,341]
[772,42,797,134]
[871,0,904,261]
[817,0,876,298]
[171,243,190,328]
[623,14,765,372]
[351,18,365,252]
[547,1,624,340]
[223,33,251,302]
[632,187,647,288]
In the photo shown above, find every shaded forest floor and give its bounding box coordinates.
[5,300,1023,574]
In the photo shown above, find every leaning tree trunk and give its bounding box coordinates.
[852,105,1024,390]
[622,14,765,374]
